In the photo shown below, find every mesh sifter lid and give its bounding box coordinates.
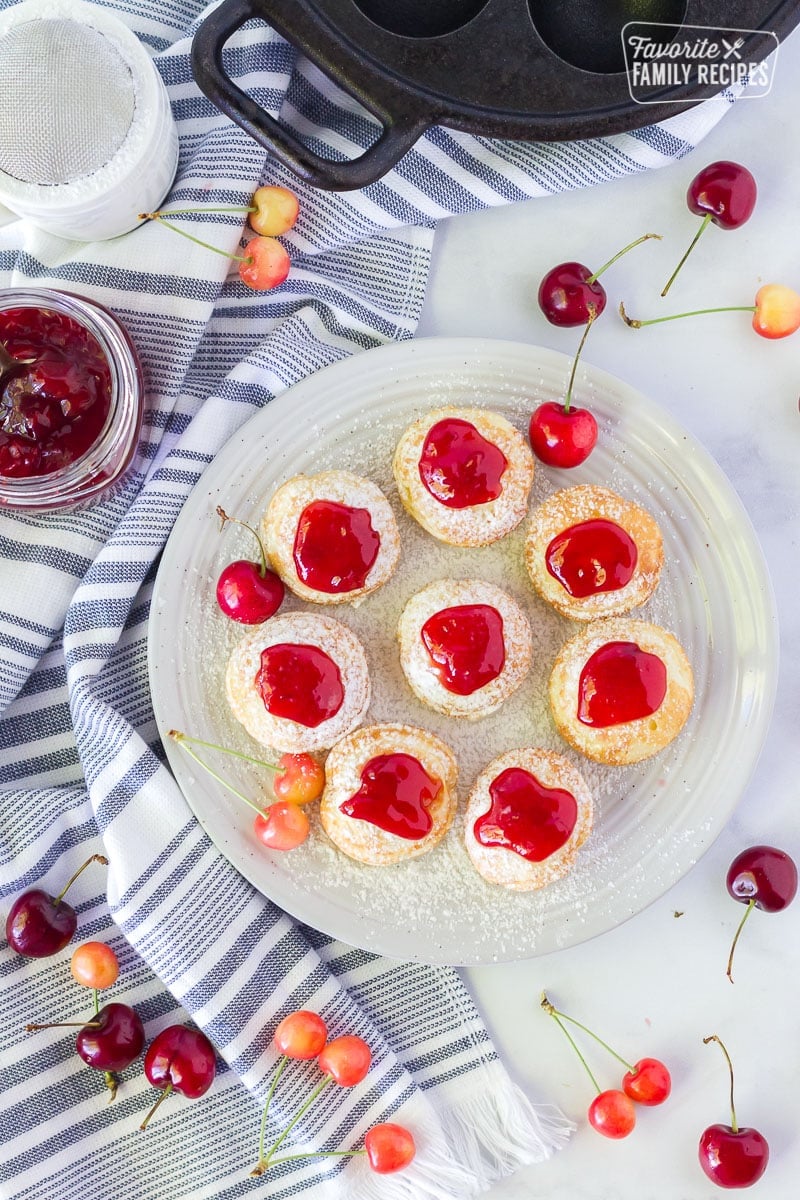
[0,18,136,185]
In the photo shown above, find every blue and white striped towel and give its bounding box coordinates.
[0,2,735,1196]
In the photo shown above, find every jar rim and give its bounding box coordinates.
[0,286,144,509]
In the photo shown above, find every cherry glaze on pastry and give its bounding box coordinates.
[577,641,667,728]
[418,417,507,508]
[255,643,344,728]
[474,767,578,862]
[420,604,505,696]
[339,753,441,839]
[293,500,380,594]
[546,519,637,599]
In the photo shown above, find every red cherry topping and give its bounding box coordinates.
[0,306,112,478]
[546,519,637,598]
[528,401,598,469]
[474,767,577,862]
[340,753,441,840]
[538,262,607,328]
[364,1124,416,1174]
[255,643,344,728]
[418,418,507,508]
[420,604,505,695]
[578,641,667,728]
[293,499,380,594]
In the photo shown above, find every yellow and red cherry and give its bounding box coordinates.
[620,284,800,341]
[140,1025,217,1129]
[663,161,757,296]
[588,1089,637,1139]
[215,507,284,625]
[529,309,599,467]
[254,801,310,851]
[249,186,299,237]
[725,845,797,982]
[239,237,290,291]
[364,1124,416,1174]
[273,1010,328,1060]
[699,1035,769,1189]
[70,941,119,990]
[538,234,660,327]
[318,1034,372,1087]
[272,753,325,805]
[5,854,108,958]
[622,1057,672,1105]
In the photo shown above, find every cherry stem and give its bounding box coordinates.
[168,733,266,816]
[261,1150,365,1171]
[104,1071,119,1102]
[726,899,756,983]
[263,1077,332,1166]
[141,206,256,217]
[53,854,109,906]
[26,1020,101,1030]
[93,989,99,1016]
[563,309,597,415]
[661,212,712,297]
[216,506,268,576]
[541,998,633,1071]
[139,214,251,265]
[252,1055,288,1175]
[703,1034,738,1133]
[619,300,756,329]
[541,992,601,1094]
[139,1082,173,1131]
[586,232,662,284]
[169,729,279,775]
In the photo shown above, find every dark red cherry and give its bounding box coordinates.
[5,855,107,958]
[538,262,607,328]
[529,401,598,468]
[662,162,757,296]
[75,1003,145,1073]
[215,506,284,624]
[216,559,284,624]
[699,1035,769,1189]
[688,161,757,229]
[140,1025,216,1129]
[725,845,797,982]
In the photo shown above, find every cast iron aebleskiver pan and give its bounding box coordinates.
[191,0,795,190]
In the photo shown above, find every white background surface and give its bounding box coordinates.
[416,30,800,1200]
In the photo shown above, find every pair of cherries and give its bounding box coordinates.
[541,993,671,1140]
[533,160,800,471]
[252,1008,415,1177]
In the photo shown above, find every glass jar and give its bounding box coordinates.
[0,287,144,511]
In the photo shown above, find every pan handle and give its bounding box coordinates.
[191,0,429,191]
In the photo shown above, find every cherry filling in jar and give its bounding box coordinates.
[578,641,667,728]
[420,604,505,695]
[0,288,143,511]
[293,499,380,593]
[340,753,441,839]
[546,519,638,598]
[418,417,507,508]
[474,767,578,862]
[256,643,344,728]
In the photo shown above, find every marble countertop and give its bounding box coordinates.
[416,29,800,1200]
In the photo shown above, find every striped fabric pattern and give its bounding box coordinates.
[0,1,733,1196]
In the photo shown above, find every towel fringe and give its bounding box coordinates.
[351,1081,574,1199]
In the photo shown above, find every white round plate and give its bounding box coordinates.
[148,338,778,965]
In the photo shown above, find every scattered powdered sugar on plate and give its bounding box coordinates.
[151,341,774,963]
